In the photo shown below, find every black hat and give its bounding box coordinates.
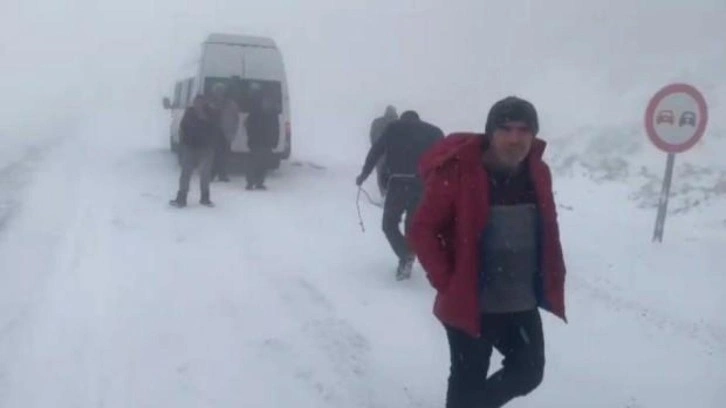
[484,96,539,136]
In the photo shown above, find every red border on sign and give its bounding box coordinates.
[644,83,708,154]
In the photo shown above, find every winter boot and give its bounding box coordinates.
[396,255,415,281]
[200,190,214,207]
[169,191,187,208]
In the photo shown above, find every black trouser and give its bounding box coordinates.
[375,156,388,197]
[246,147,272,187]
[178,145,214,199]
[382,177,422,261]
[444,309,545,408]
[211,137,230,180]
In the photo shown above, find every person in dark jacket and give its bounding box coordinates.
[356,110,444,280]
[170,95,218,207]
[244,92,280,190]
[409,97,567,408]
[369,105,398,197]
[208,82,237,182]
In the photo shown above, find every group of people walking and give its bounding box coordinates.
[168,90,569,407]
[356,96,567,408]
[170,80,279,208]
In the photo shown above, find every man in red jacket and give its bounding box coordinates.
[409,96,567,408]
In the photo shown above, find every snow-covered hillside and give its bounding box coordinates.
[539,69,725,228]
[548,122,726,217]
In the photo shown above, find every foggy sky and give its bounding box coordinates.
[2,0,724,160]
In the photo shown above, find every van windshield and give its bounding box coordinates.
[204,77,282,114]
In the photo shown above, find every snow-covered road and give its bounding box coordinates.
[0,122,723,407]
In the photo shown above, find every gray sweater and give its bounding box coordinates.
[479,203,539,313]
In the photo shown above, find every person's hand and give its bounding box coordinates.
[356,174,366,186]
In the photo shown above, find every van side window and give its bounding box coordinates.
[173,82,183,108]
[204,77,282,114]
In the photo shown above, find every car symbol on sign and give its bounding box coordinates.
[679,111,696,127]
[656,110,675,125]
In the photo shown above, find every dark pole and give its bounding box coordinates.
[652,152,676,242]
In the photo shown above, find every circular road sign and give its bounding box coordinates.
[644,83,708,153]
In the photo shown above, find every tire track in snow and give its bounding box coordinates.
[206,163,381,405]
[0,173,105,407]
[0,136,67,235]
[0,128,141,408]
[0,147,43,232]
[271,275,377,407]
[233,163,437,408]
[206,237,376,406]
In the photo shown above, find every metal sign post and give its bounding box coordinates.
[644,83,708,243]
[652,153,675,242]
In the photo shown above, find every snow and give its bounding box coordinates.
[0,107,724,407]
[1,1,725,406]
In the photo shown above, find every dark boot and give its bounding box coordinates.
[200,190,214,207]
[170,191,187,208]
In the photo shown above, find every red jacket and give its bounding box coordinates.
[409,133,567,337]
